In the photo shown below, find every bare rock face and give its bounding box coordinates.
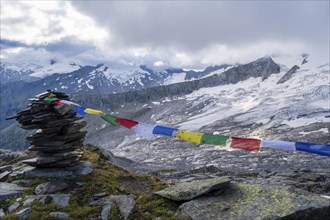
[277,65,300,84]
[174,182,330,220]
[154,176,231,201]
[6,90,87,168]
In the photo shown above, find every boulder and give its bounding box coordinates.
[0,208,5,218]
[49,212,69,219]
[16,208,31,220]
[101,203,113,220]
[0,182,26,201]
[110,195,136,220]
[35,180,67,195]
[154,176,231,201]
[175,183,330,220]
[8,202,20,212]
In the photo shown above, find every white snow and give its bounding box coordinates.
[29,62,80,77]
[177,62,330,131]
[163,72,187,85]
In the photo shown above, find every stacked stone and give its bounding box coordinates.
[6,91,86,168]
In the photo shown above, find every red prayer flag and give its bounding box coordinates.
[52,101,64,105]
[115,118,139,129]
[230,137,261,152]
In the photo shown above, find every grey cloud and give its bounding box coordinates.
[72,1,329,52]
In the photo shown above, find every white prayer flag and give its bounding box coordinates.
[261,140,296,151]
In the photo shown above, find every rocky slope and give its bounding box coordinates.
[1,147,329,220]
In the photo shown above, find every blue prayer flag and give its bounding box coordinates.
[74,106,87,116]
[295,142,330,157]
[153,125,178,137]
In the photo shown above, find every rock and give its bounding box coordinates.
[16,208,31,220]
[71,161,93,176]
[0,208,5,218]
[23,198,36,206]
[49,212,69,219]
[0,182,26,201]
[154,176,231,201]
[175,183,330,220]
[51,194,71,207]
[101,203,113,220]
[8,202,20,212]
[0,171,11,180]
[93,192,106,198]
[35,180,67,195]
[277,65,300,84]
[110,195,136,220]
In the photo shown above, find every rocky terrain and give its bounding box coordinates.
[0,147,329,220]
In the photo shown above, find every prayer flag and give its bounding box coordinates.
[201,134,228,146]
[176,130,203,145]
[84,108,106,115]
[74,106,87,116]
[295,142,330,157]
[260,140,296,151]
[132,123,155,138]
[43,97,58,104]
[60,100,80,106]
[52,101,63,105]
[101,115,118,126]
[153,125,178,137]
[230,137,261,152]
[115,118,139,129]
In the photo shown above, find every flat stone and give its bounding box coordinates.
[35,180,67,195]
[0,171,11,180]
[175,183,330,220]
[51,194,71,207]
[24,167,74,178]
[8,202,20,212]
[101,203,113,220]
[154,176,231,201]
[0,182,27,201]
[110,195,136,220]
[62,121,87,135]
[54,104,74,116]
[0,208,4,218]
[16,208,31,220]
[49,212,69,219]
[70,161,93,176]
[23,198,36,206]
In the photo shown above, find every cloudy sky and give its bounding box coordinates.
[1,0,329,68]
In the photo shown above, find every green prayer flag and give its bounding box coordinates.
[43,97,58,104]
[101,115,118,126]
[201,134,228,146]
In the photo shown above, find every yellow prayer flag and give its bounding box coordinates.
[175,130,203,145]
[84,108,106,115]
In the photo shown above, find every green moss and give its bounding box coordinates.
[1,147,180,219]
[157,169,177,173]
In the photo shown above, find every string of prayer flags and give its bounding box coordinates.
[201,134,228,146]
[175,130,203,145]
[230,137,261,152]
[115,118,139,129]
[101,115,118,126]
[260,140,296,151]
[295,142,330,157]
[132,123,155,138]
[39,99,330,157]
[153,125,178,137]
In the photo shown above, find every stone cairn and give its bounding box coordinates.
[6,90,87,168]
